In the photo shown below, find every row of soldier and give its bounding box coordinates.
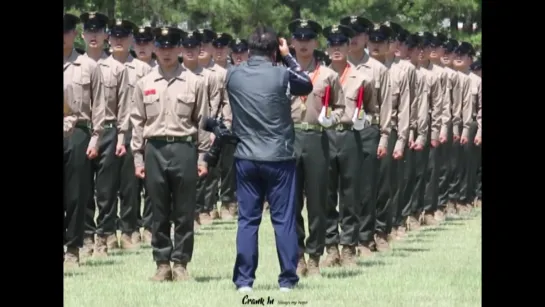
[63,12,482,282]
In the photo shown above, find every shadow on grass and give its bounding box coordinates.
[395,247,430,253]
[82,259,118,267]
[404,237,434,244]
[323,268,364,279]
[420,227,448,233]
[209,220,237,226]
[386,250,410,258]
[202,225,237,231]
[64,271,84,277]
[357,259,387,268]
[194,275,228,283]
[109,249,145,256]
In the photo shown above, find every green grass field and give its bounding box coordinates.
[64,211,482,307]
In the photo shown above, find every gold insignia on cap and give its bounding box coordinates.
[198,29,204,33]
[384,21,391,27]
[331,25,339,32]
[161,27,169,36]
[350,16,358,24]
[418,31,424,36]
[374,24,381,30]
[236,38,241,44]
[433,31,438,36]
[89,12,96,19]
[139,27,145,33]
[116,19,122,26]
[188,33,193,38]
[217,32,223,36]
[300,20,308,27]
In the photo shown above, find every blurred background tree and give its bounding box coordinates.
[64,0,482,52]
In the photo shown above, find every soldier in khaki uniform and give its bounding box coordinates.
[195,28,224,222]
[288,19,346,276]
[471,59,482,207]
[368,23,413,249]
[211,32,238,220]
[79,12,131,257]
[133,26,157,68]
[178,30,225,228]
[435,38,460,216]
[396,33,427,232]
[64,13,105,268]
[340,16,392,257]
[413,32,444,226]
[455,43,480,212]
[130,27,209,281]
[450,42,474,215]
[229,38,249,65]
[321,24,372,268]
[109,19,153,248]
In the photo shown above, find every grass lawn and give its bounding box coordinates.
[64,211,482,307]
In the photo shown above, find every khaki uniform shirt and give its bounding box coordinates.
[130,65,209,168]
[385,58,415,152]
[455,71,473,138]
[97,56,131,144]
[351,53,392,148]
[474,75,482,139]
[422,62,444,142]
[328,62,374,125]
[64,50,105,148]
[183,63,223,150]
[440,66,459,138]
[410,66,428,145]
[64,95,78,138]
[291,59,345,126]
[469,72,482,138]
[203,59,229,120]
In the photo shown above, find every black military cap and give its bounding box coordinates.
[470,58,481,71]
[197,29,217,43]
[213,32,233,48]
[322,24,355,45]
[229,38,249,53]
[80,12,109,31]
[181,31,203,48]
[383,21,403,37]
[134,26,154,43]
[455,42,476,56]
[64,14,80,32]
[108,19,137,38]
[418,31,435,47]
[442,38,459,53]
[433,32,448,45]
[396,29,411,43]
[405,33,422,49]
[339,16,374,34]
[288,19,322,40]
[153,27,186,48]
[369,24,394,43]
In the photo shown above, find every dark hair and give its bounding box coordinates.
[248,26,279,57]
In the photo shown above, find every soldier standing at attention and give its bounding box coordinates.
[179,30,224,228]
[471,59,482,208]
[340,16,374,66]
[288,19,345,276]
[110,19,153,248]
[435,38,460,217]
[64,13,105,268]
[321,24,377,268]
[230,38,249,65]
[340,16,392,257]
[195,28,223,222]
[395,33,427,233]
[133,26,157,68]
[456,43,480,212]
[368,23,412,249]
[80,12,131,257]
[211,32,238,220]
[131,27,209,281]
[415,32,444,226]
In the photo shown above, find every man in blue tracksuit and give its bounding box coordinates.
[226,26,313,292]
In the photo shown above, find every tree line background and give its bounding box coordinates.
[65,0,482,52]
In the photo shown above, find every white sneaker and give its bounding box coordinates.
[279,287,292,292]
[238,286,252,293]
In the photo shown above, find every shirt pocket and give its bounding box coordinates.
[176,94,195,116]
[143,95,160,118]
[102,74,118,103]
[72,73,90,111]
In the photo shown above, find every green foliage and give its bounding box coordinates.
[64,0,481,49]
